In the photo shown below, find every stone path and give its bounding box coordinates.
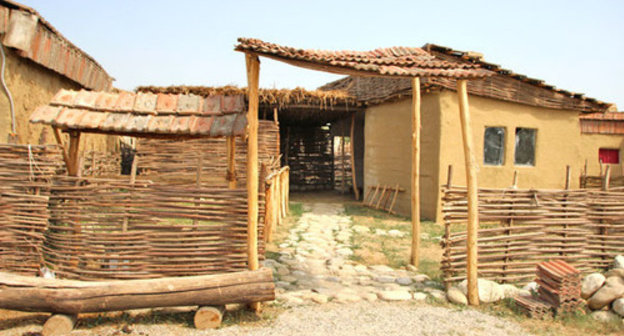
[262,203,446,306]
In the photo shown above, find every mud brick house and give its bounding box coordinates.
[322,44,620,221]
[0,0,115,150]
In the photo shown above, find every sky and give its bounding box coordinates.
[22,0,624,109]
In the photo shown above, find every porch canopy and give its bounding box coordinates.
[235,37,493,306]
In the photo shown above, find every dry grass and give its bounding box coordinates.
[135,85,358,109]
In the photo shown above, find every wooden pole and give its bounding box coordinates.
[349,113,360,200]
[603,165,611,191]
[457,79,480,306]
[341,124,347,194]
[512,170,518,189]
[565,165,571,190]
[122,155,139,232]
[410,77,421,267]
[226,136,237,189]
[67,131,81,176]
[245,53,260,312]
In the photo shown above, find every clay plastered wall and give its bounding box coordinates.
[0,48,114,151]
[364,93,441,219]
[578,133,624,177]
[436,89,619,220]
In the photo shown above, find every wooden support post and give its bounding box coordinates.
[226,136,237,189]
[410,77,421,267]
[245,53,260,312]
[512,170,518,189]
[280,169,287,218]
[457,79,480,306]
[341,123,347,194]
[194,305,225,330]
[67,131,81,176]
[52,127,71,172]
[42,314,76,336]
[350,113,360,200]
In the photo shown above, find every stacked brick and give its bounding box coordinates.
[536,260,583,314]
[515,260,583,318]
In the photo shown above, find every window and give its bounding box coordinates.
[599,148,620,164]
[514,128,536,166]
[483,127,505,165]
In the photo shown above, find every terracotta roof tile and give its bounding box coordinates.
[579,112,624,121]
[235,38,493,79]
[30,89,247,138]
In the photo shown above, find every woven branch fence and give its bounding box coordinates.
[136,120,279,187]
[580,175,624,189]
[0,144,64,275]
[282,125,334,191]
[81,150,121,177]
[0,144,272,281]
[441,185,624,286]
[264,166,290,243]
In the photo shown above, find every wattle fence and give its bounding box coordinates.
[441,186,624,286]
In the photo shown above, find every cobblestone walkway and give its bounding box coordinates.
[263,203,446,306]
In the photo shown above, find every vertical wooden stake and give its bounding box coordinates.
[446,165,454,188]
[410,77,421,268]
[603,165,611,191]
[341,125,347,194]
[457,79,480,306]
[122,155,139,233]
[512,170,518,189]
[245,53,260,312]
[67,131,82,176]
[565,165,571,190]
[349,113,360,200]
[226,136,237,189]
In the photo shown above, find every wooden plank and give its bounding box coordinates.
[457,79,480,306]
[411,77,421,267]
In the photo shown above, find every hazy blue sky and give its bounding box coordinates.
[23,0,624,109]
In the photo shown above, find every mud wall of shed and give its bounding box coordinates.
[0,48,115,151]
[436,89,622,222]
[363,93,442,220]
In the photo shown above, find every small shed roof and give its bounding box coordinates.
[30,89,247,138]
[235,38,493,79]
[0,0,113,91]
[580,112,624,135]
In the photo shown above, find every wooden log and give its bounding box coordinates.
[350,113,359,200]
[42,314,76,336]
[603,165,611,191]
[265,180,274,243]
[0,268,274,314]
[194,305,225,329]
[457,79,480,306]
[245,53,261,313]
[411,77,421,267]
[67,131,81,176]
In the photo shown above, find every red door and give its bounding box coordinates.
[599,148,619,164]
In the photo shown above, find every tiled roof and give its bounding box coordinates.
[235,38,493,79]
[0,0,113,91]
[30,89,247,138]
[320,44,613,113]
[580,112,624,135]
[579,112,624,121]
